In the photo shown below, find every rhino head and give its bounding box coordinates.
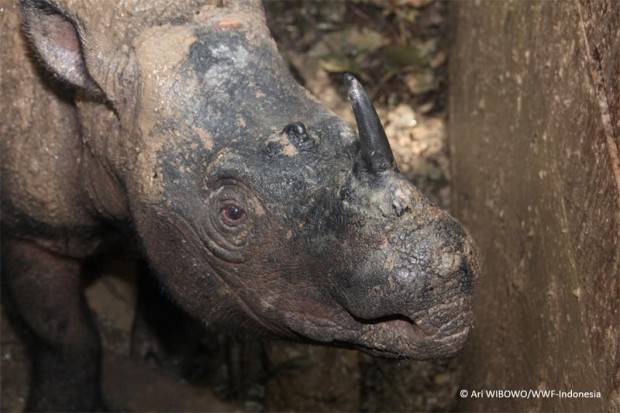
[22,0,478,359]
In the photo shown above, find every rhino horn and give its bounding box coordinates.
[344,73,398,174]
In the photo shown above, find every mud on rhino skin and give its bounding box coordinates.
[0,0,479,411]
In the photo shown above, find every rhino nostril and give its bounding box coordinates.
[391,187,413,217]
[392,199,410,217]
[438,251,463,276]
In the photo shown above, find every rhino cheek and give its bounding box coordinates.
[130,202,228,320]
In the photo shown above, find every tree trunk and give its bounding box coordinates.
[448,1,619,411]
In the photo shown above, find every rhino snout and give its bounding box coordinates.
[328,209,477,358]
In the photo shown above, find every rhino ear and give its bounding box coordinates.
[21,0,100,92]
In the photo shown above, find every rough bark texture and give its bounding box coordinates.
[449,1,619,411]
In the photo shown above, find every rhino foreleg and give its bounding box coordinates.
[130,260,204,375]
[2,237,103,412]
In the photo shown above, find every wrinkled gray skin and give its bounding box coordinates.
[0,0,479,411]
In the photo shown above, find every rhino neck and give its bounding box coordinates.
[72,98,130,221]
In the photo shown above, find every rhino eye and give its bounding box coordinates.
[221,203,245,225]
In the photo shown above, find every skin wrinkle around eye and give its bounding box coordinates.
[161,209,296,335]
[166,209,246,262]
[203,185,255,252]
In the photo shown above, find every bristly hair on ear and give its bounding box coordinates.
[20,0,102,95]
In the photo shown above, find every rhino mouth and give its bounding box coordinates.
[283,297,472,359]
[344,311,472,359]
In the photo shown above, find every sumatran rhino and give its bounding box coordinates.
[1,0,479,410]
